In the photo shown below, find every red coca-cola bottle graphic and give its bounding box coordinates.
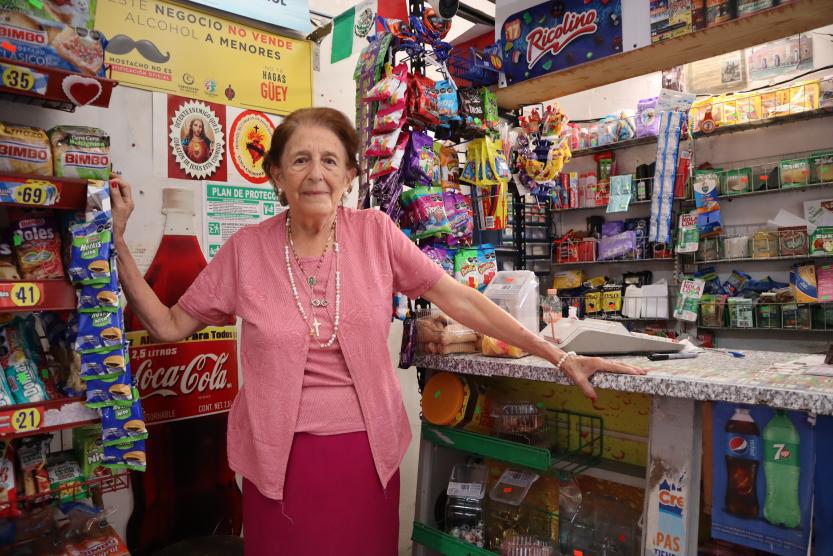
[126,188,242,555]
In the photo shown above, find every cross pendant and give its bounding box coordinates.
[311,317,321,338]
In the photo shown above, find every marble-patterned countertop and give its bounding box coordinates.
[413,350,833,415]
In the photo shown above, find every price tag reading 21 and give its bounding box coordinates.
[0,405,44,436]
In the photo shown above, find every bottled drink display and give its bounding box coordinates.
[125,189,241,554]
[763,410,802,528]
[724,407,761,518]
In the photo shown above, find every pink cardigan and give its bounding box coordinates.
[178,207,444,500]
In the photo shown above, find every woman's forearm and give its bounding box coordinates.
[431,280,564,362]
[115,237,200,342]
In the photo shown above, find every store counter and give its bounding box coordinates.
[414,350,833,415]
[410,349,833,555]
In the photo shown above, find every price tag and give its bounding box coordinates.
[12,180,58,206]
[10,282,42,307]
[0,62,47,95]
[0,405,44,436]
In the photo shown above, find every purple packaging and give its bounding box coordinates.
[636,97,659,138]
[602,221,625,237]
[598,230,637,261]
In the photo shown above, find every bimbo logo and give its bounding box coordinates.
[0,142,49,162]
[526,10,598,70]
[0,23,48,45]
[136,352,231,398]
[64,151,110,168]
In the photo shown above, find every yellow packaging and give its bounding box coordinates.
[603,289,623,313]
[773,89,791,117]
[584,291,602,314]
[552,269,585,290]
[721,99,738,126]
[583,275,608,289]
[481,335,526,358]
[790,264,818,303]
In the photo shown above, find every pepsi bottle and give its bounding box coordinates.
[725,407,761,518]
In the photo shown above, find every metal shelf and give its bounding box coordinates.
[0,397,99,440]
[0,59,117,112]
[0,280,77,313]
[692,253,833,265]
[713,180,833,202]
[17,469,130,505]
[496,0,833,109]
[555,258,674,267]
[0,173,88,210]
[412,522,496,556]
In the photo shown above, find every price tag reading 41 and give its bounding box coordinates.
[0,62,48,95]
[0,282,43,310]
[0,405,44,436]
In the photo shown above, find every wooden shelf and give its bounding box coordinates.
[496,0,833,109]
[0,59,117,112]
[0,173,88,210]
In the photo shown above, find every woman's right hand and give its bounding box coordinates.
[110,173,134,241]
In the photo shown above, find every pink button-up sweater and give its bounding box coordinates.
[178,207,444,500]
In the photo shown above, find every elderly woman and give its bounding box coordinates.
[111,107,644,556]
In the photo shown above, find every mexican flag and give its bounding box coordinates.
[331,0,378,63]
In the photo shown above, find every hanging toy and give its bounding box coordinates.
[423,7,452,39]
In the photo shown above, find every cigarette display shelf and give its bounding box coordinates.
[0,397,99,441]
[495,0,833,109]
[0,172,89,210]
[0,59,117,112]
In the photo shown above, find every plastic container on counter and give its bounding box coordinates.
[492,402,547,445]
[421,372,493,432]
[444,462,488,547]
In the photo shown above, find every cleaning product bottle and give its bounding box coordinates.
[763,410,802,528]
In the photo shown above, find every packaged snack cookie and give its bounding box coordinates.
[73,425,106,480]
[9,210,64,280]
[68,213,112,285]
[75,309,123,353]
[46,454,88,503]
[85,373,134,409]
[48,126,111,180]
[4,349,48,404]
[101,402,148,447]
[80,346,126,381]
[404,131,434,186]
[0,441,20,518]
[0,122,52,176]
[78,260,119,313]
[103,438,147,472]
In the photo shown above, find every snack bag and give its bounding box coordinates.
[408,74,440,128]
[0,122,52,176]
[0,441,19,518]
[422,244,455,276]
[103,438,146,472]
[790,264,818,303]
[80,346,127,381]
[78,262,120,313]
[5,349,48,404]
[401,187,452,240]
[438,144,460,189]
[444,190,473,246]
[459,88,486,131]
[404,131,434,186]
[47,455,88,503]
[476,245,497,290]
[101,402,148,447]
[366,129,402,158]
[68,213,112,285]
[436,79,460,121]
[481,88,499,130]
[75,308,123,354]
[481,335,525,358]
[0,241,20,280]
[369,132,409,179]
[10,210,64,280]
[17,435,50,497]
[363,63,408,102]
[455,247,480,289]
[73,426,106,480]
[48,126,111,180]
[85,373,134,409]
[373,108,406,133]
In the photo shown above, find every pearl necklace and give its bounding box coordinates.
[285,213,341,349]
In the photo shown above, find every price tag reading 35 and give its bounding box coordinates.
[0,62,48,95]
[0,405,44,436]
[0,282,43,309]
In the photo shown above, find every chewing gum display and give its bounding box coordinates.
[75,309,123,353]
[101,403,148,447]
[103,438,147,472]
[4,350,47,404]
[80,346,126,381]
[69,215,113,285]
[10,210,64,280]
[85,374,134,409]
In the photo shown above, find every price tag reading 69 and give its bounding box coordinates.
[13,181,57,206]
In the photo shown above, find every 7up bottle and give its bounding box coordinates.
[763,410,801,528]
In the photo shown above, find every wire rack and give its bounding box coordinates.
[693,222,829,262]
[699,299,833,331]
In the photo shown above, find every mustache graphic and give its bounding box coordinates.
[106,34,171,63]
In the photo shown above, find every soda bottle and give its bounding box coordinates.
[724,407,760,518]
[763,410,802,528]
[125,188,242,554]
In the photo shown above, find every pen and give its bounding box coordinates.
[648,352,699,361]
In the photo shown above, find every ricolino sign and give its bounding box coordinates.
[501,0,622,85]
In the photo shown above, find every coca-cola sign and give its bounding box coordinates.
[500,0,622,85]
[128,326,238,424]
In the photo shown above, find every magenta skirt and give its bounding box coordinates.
[242,431,400,556]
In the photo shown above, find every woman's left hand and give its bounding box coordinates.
[557,355,647,400]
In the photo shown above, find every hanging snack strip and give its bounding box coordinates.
[67,182,147,473]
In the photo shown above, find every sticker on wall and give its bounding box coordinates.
[167,95,227,181]
[228,110,274,184]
